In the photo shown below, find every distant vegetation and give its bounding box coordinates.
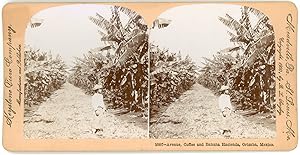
[25,48,67,107]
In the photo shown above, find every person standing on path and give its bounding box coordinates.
[218,85,234,135]
[91,83,106,134]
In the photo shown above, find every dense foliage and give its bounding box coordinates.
[150,45,198,114]
[68,6,149,113]
[25,48,67,107]
[198,6,275,113]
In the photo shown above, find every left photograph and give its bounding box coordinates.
[23,4,149,139]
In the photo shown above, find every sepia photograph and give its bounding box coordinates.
[149,4,276,139]
[23,4,149,139]
[23,4,277,140]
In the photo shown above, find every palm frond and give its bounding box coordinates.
[248,7,266,19]
[89,13,114,32]
[219,14,244,33]
[116,6,139,19]
[114,32,146,65]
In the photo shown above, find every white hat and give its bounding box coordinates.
[220,85,230,91]
[93,84,103,90]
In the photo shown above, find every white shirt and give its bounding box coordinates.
[92,93,105,111]
[218,94,233,112]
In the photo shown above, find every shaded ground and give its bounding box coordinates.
[24,82,147,139]
[150,83,276,139]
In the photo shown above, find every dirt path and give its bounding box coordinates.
[24,82,147,139]
[150,83,276,139]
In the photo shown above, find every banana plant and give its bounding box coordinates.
[69,6,149,113]
[199,6,275,113]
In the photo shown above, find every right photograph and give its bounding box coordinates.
[149,4,276,139]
